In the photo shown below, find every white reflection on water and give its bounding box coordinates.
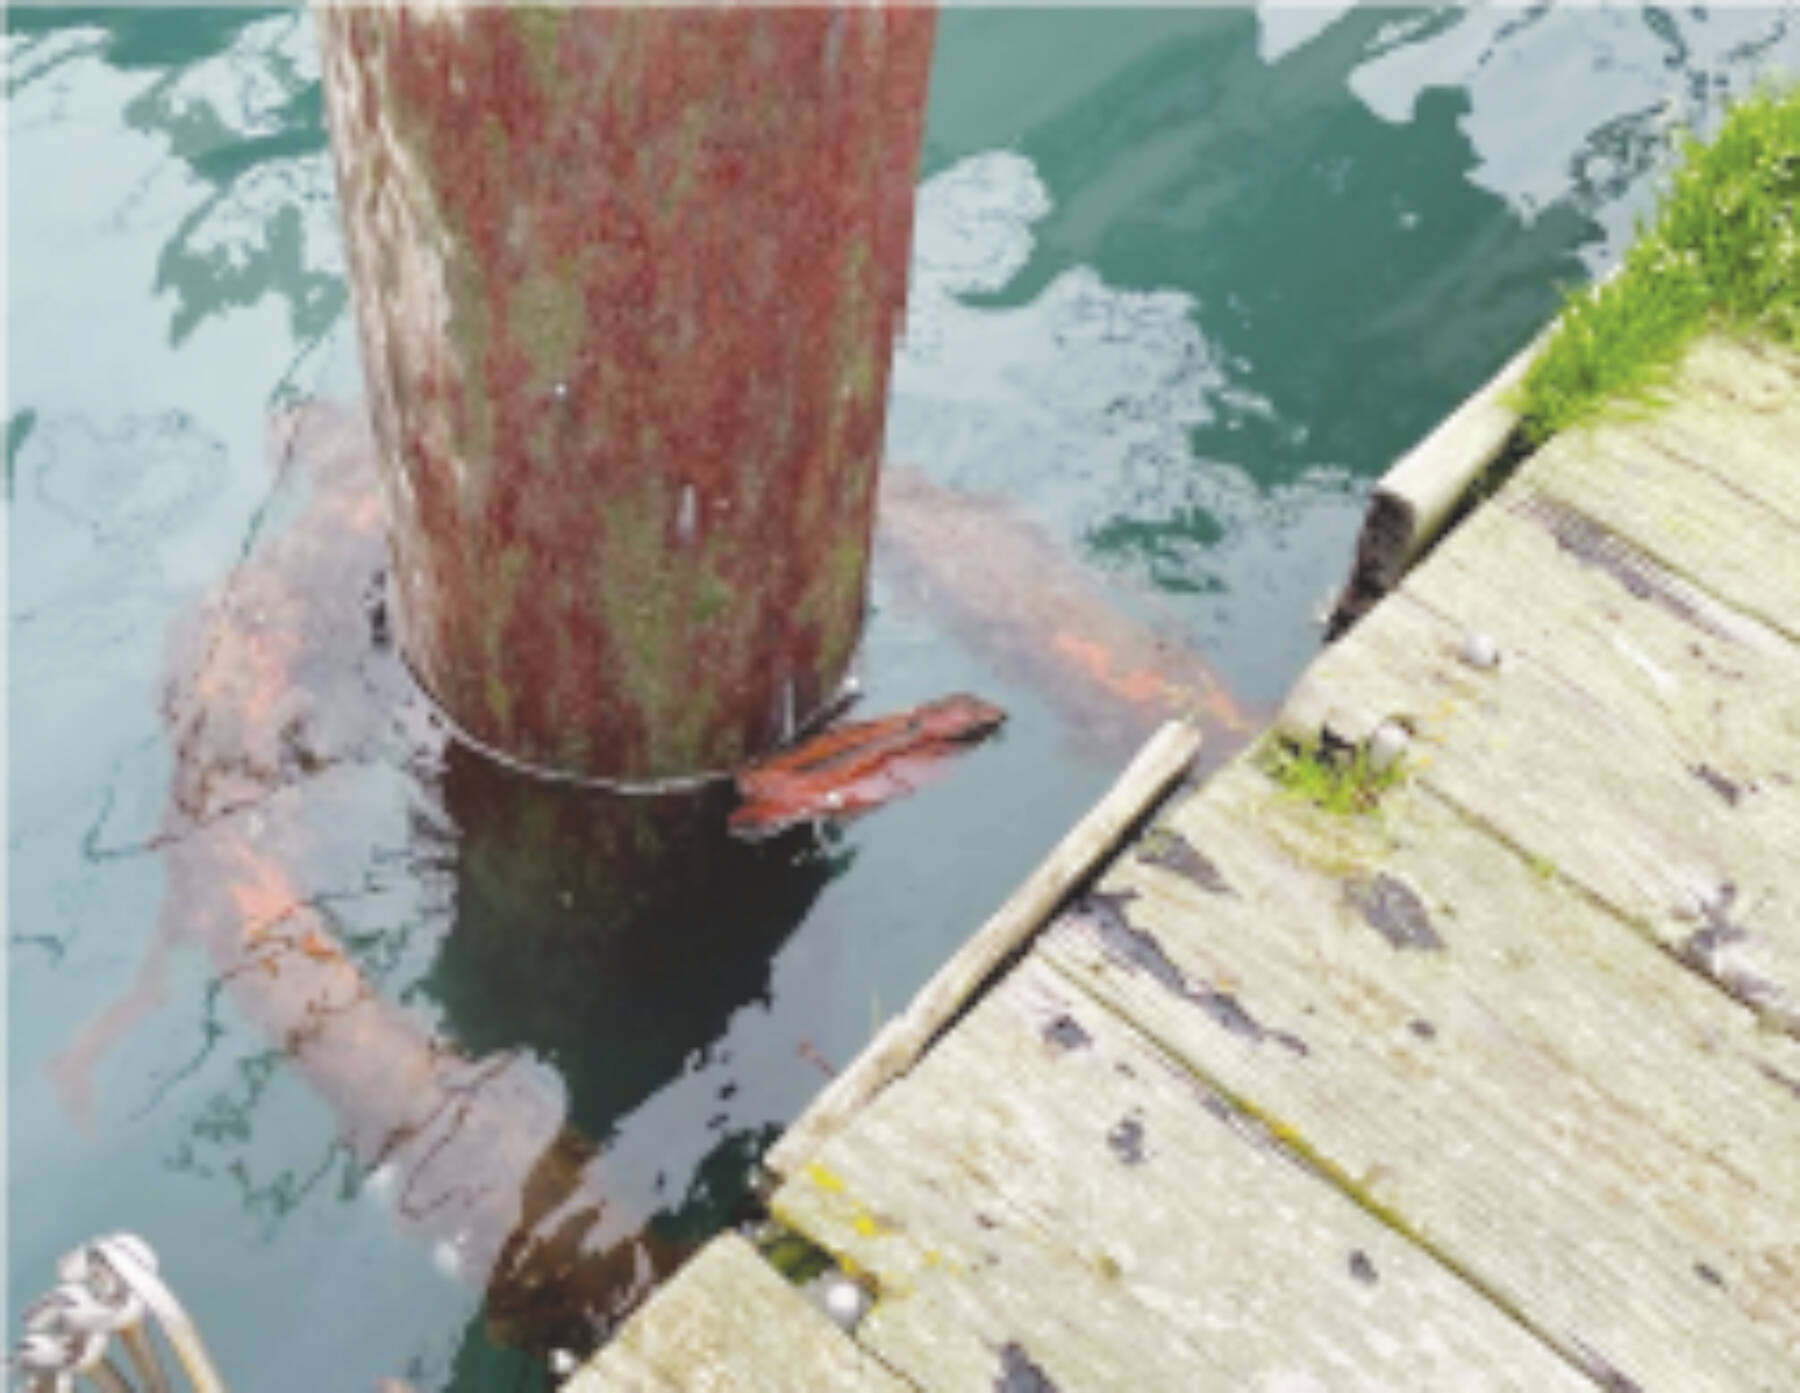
[888,148,1363,704]
[892,150,1249,486]
[144,10,318,140]
[1261,5,1800,264]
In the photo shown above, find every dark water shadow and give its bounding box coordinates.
[43,397,842,1377]
[426,751,839,1136]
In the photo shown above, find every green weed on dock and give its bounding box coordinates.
[1516,83,1800,442]
[1258,736,1405,817]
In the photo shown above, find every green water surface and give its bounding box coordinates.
[8,7,1797,1388]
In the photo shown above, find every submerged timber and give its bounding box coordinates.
[48,397,1252,1360]
[570,332,1800,1390]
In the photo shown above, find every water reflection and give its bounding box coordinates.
[435,742,840,1355]
[45,399,839,1367]
[8,7,342,398]
[12,7,1800,1387]
[428,746,839,1151]
[888,145,1368,706]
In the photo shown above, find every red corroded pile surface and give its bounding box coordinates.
[317,8,937,781]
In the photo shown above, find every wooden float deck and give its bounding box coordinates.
[569,333,1800,1391]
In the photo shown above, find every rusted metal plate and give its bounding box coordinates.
[317,7,936,779]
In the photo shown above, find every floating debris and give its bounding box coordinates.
[730,693,1005,840]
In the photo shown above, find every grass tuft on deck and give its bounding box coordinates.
[1517,82,1800,443]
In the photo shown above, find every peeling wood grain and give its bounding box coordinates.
[1344,871,1443,952]
[1282,476,1800,1031]
[1043,760,1800,1389]
[1518,383,1800,645]
[566,1233,914,1392]
[1073,891,1309,1055]
[1646,336,1800,530]
[994,1341,1060,1392]
[766,720,1202,1180]
[1136,825,1234,895]
[773,958,1587,1392]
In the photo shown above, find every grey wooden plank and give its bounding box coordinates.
[566,1233,913,1393]
[1652,335,1800,528]
[1279,484,1800,1033]
[1332,323,1546,629]
[772,954,1590,1392]
[1514,357,1800,644]
[1041,761,1800,1392]
[768,718,1202,1180]
[567,1339,677,1393]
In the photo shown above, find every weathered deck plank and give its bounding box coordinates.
[1510,375,1800,644]
[767,718,1203,1180]
[1279,485,1800,1031]
[570,332,1800,1392]
[1041,762,1800,1389]
[772,954,1587,1392]
[566,1232,913,1393]
[1655,335,1800,527]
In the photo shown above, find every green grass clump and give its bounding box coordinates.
[755,1225,836,1285]
[1258,737,1404,816]
[1516,83,1800,443]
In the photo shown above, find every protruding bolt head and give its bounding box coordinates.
[819,1273,871,1331]
[1459,630,1500,670]
[1367,721,1410,774]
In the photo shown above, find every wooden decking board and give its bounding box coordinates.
[1160,760,1800,1179]
[1278,483,1800,1032]
[1516,404,1800,645]
[1637,395,1800,534]
[569,333,1800,1390]
[566,1232,914,1393]
[766,719,1204,1181]
[1655,336,1800,527]
[772,954,1587,1392]
[1041,764,1800,1389]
